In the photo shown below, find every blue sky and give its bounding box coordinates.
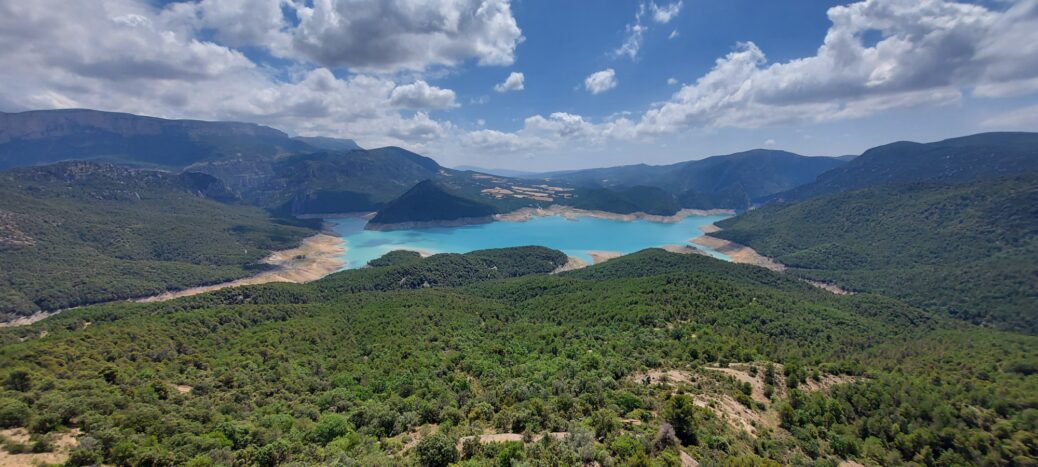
[1,0,1036,170]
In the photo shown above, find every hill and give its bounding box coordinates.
[714,174,1038,332]
[0,109,312,171]
[0,162,316,320]
[566,185,682,215]
[367,180,498,228]
[255,147,449,215]
[540,149,846,209]
[292,136,362,151]
[770,132,1038,202]
[0,247,1033,465]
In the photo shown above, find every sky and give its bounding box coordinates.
[0,0,1037,170]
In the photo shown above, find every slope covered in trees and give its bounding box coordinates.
[714,174,1038,332]
[0,248,1034,466]
[0,162,316,321]
[367,180,498,227]
[769,132,1038,203]
[0,109,311,170]
[538,149,846,209]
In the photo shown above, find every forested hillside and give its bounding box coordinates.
[770,132,1038,202]
[538,149,846,209]
[714,174,1038,333]
[0,109,311,170]
[0,248,1034,466]
[0,162,316,320]
[367,180,498,227]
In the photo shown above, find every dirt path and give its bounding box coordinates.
[137,233,346,303]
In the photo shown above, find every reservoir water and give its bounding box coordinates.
[328,213,732,269]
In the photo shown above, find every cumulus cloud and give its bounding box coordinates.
[0,0,456,149]
[291,0,524,72]
[494,72,525,92]
[651,2,683,24]
[464,0,1038,156]
[585,69,618,94]
[669,30,679,40]
[667,77,678,85]
[637,0,1038,133]
[389,80,458,109]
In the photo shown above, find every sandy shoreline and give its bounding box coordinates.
[689,234,786,272]
[495,205,735,223]
[690,225,852,294]
[137,233,347,303]
[1,233,347,327]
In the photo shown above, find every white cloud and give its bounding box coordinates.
[0,0,456,149]
[982,104,1038,129]
[615,4,647,60]
[669,29,679,40]
[636,0,1038,133]
[667,77,678,85]
[461,0,1038,157]
[651,2,683,24]
[585,69,618,94]
[494,72,525,92]
[764,139,777,147]
[290,0,524,72]
[389,80,458,109]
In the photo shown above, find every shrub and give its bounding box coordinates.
[416,433,457,467]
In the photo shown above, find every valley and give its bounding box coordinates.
[0,109,1034,467]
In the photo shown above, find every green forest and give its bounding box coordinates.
[714,174,1038,333]
[1,247,1035,466]
[0,162,316,320]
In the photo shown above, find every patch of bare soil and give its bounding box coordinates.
[693,395,772,437]
[661,244,709,256]
[0,428,80,467]
[138,233,346,303]
[456,432,569,451]
[588,251,622,264]
[552,256,589,273]
[680,450,700,467]
[631,369,694,385]
[496,206,733,223]
[801,374,863,393]
[0,210,33,247]
[393,424,439,454]
[689,235,786,272]
[704,364,786,403]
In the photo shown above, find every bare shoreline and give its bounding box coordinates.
[137,233,347,303]
[690,225,852,294]
[495,205,735,223]
[1,233,347,327]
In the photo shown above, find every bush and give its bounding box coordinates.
[0,398,29,427]
[311,413,351,445]
[416,433,457,467]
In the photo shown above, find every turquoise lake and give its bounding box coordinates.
[328,214,732,269]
